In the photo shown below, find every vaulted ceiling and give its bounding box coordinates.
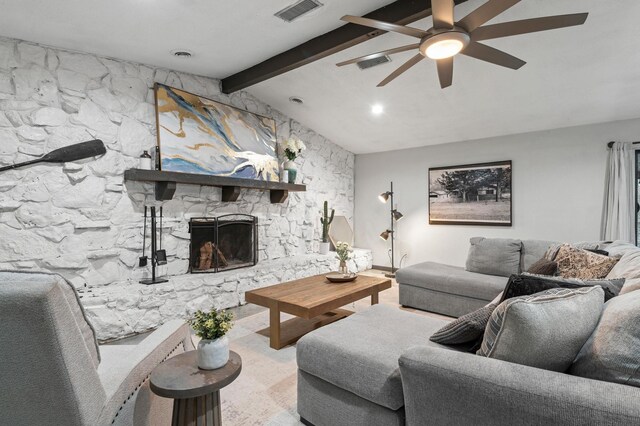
[1,0,639,153]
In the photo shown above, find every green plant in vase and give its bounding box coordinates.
[319,200,334,255]
[189,309,234,370]
[283,137,306,183]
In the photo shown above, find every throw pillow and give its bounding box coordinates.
[430,303,498,345]
[570,290,640,387]
[544,241,602,261]
[554,244,619,280]
[465,237,522,277]
[606,247,640,279]
[526,258,558,275]
[501,273,624,302]
[478,286,604,372]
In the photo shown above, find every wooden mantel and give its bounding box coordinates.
[124,169,306,203]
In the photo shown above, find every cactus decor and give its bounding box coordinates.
[319,201,334,254]
[321,201,335,243]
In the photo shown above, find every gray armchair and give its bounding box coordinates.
[0,270,195,426]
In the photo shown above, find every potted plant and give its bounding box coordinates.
[335,241,353,275]
[189,308,234,370]
[320,200,334,255]
[283,137,306,183]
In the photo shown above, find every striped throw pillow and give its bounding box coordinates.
[430,303,498,345]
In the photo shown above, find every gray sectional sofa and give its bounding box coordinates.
[396,238,556,317]
[297,303,640,426]
[297,239,640,425]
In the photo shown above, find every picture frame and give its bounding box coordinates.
[153,83,279,181]
[428,160,512,226]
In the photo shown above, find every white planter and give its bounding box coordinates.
[319,242,330,255]
[283,160,295,170]
[197,336,229,370]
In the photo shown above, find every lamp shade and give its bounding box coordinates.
[380,230,391,241]
[392,210,404,221]
[378,192,390,203]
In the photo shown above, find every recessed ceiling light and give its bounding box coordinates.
[289,96,304,104]
[371,104,384,115]
[171,50,193,58]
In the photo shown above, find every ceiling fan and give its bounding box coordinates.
[337,0,588,88]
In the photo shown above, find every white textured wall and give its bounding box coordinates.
[355,119,640,268]
[0,37,359,338]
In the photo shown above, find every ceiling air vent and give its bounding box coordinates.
[357,55,391,70]
[275,0,323,23]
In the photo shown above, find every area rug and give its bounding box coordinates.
[220,276,448,425]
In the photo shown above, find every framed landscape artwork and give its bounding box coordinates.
[154,83,279,181]
[428,161,512,226]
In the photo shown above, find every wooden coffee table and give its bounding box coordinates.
[245,274,391,349]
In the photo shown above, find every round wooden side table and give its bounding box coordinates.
[150,350,242,426]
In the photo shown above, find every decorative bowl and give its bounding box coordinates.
[326,272,358,283]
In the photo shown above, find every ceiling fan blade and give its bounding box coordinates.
[432,0,455,29]
[336,44,420,67]
[341,15,426,38]
[471,13,588,41]
[461,42,526,69]
[458,0,521,32]
[436,57,454,88]
[377,53,424,87]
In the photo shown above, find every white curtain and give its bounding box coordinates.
[601,141,636,243]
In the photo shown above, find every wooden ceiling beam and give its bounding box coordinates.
[220,0,469,94]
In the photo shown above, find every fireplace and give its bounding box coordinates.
[189,215,258,273]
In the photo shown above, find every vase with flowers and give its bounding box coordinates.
[335,241,353,275]
[189,308,234,370]
[283,137,306,183]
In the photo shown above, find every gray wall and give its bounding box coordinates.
[355,118,640,268]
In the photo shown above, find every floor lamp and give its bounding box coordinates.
[379,181,403,278]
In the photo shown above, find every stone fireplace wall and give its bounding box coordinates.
[0,37,370,339]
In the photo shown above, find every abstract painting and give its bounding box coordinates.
[154,83,279,181]
[429,161,512,226]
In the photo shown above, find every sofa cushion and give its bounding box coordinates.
[478,286,604,372]
[396,262,508,301]
[606,243,640,294]
[554,245,619,280]
[296,304,451,410]
[603,240,638,258]
[570,291,640,387]
[430,303,497,345]
[521,239,557,272]
[466,237,522,277]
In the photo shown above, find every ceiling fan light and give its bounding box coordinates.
[419,30,470,60]
[426,39,463,59]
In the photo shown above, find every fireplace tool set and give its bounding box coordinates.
[139,206,169,285]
